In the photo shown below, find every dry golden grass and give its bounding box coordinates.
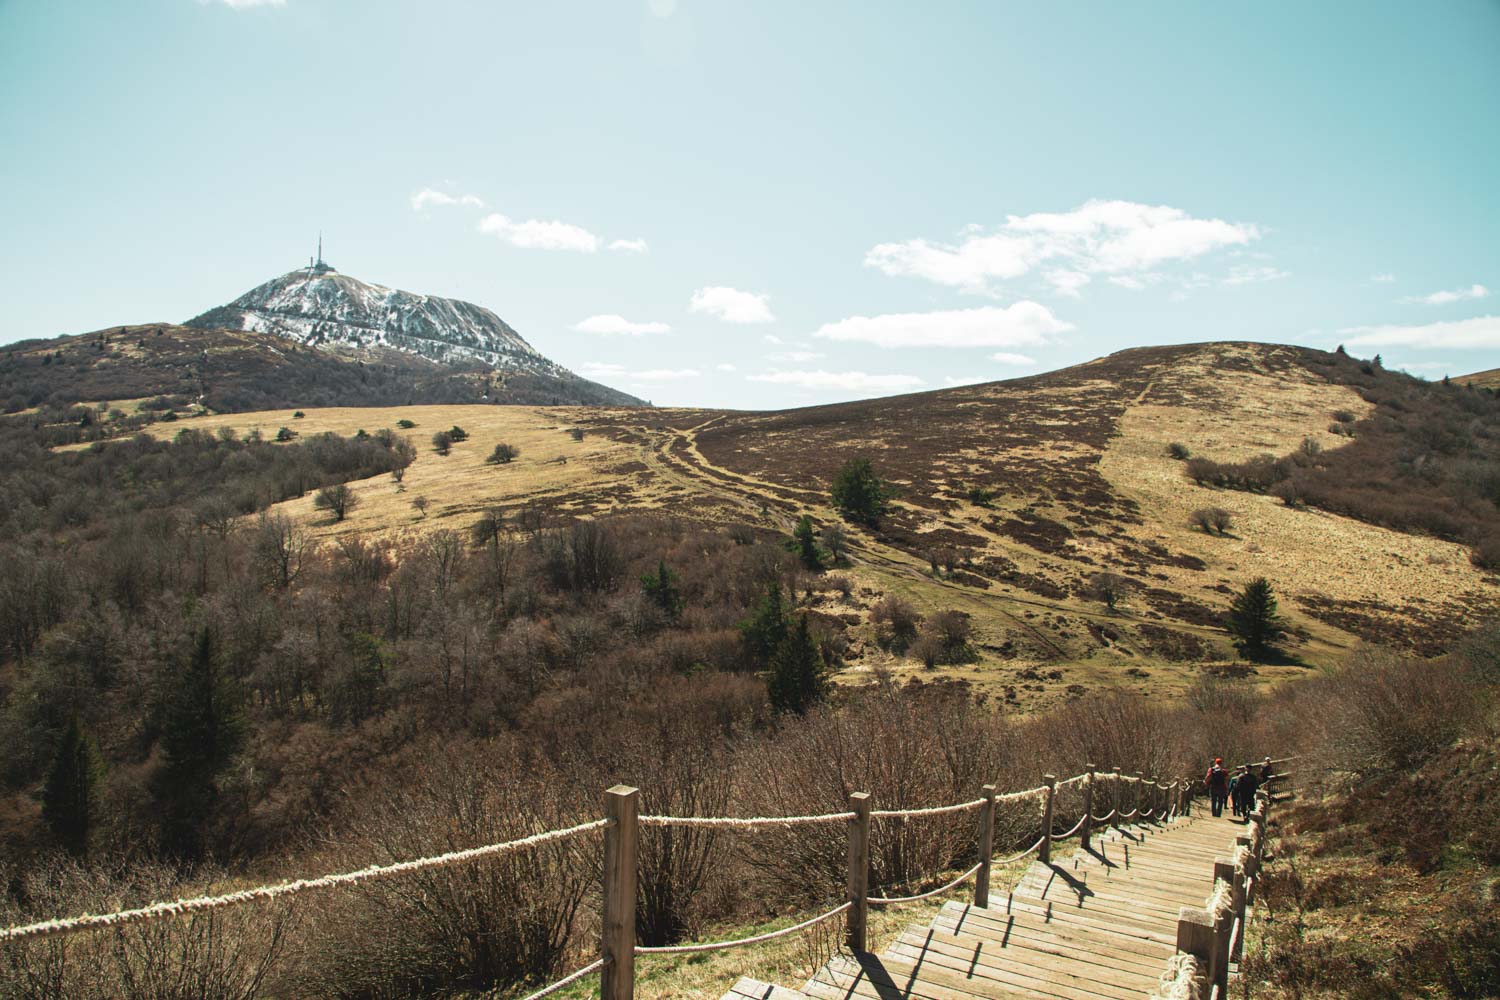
[1099,346,1496,652]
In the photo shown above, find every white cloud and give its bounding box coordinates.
[573,314,671,336]
[1224,264,1290,285]
[689,286,775,323]
[1400,283,1489,306]
[1340,315,1500,350]
[943,375,992,387]
[767,350,825,363]
[812,303,1071,349]
[580,362,700,381]
[648,0,677,16]
[478,213,601,252]
[749,370,925,392]
[989,352,1038,365]
[763,334,785,345]
[1371,273,1397,283]
[716,363,737,372]
[609,238,650,254]
[411,187,484,212]
[866,199,1260,295]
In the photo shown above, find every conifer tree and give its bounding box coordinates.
[1227,577,1286,659]
[156,628,245,858]
[41,717,104,858]
[792,515,823,571]
[830,457,888,526]
[641,558,684,622]
[767,613,828,715]
[738,581,787,666]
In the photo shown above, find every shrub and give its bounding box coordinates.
[313,483,358,521]
[1085,571,1136,611]
[1227,577,1285,658]
[486,442,519,465]
[869,594,921,650]
[431,431,453,455]
[396,418,417,429]
[292,411,305,419]
[1191,507,1233,535]
[964,483,996,506]
[1166,442,1191,460]
[568,428,584,441]
[275,426,295,442]
[447,425,468,442]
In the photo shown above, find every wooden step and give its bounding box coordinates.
[723,977,810,1000]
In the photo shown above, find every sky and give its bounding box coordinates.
[2,1,1498,408]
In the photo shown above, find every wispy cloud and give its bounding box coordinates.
[573,314,671,336]
[689,286,775,323]
[767,350,825,363]
[1400,283,1489,306]
[812,303,1070,349]
[580,363,700,381]
[1340,315,1500,350]
[1224,264,1290,285]
[716,363,737,372]
[411,187,484,212]
[608,238,650,254]
[866,199,1260,295]
[1370,273,1397,284]
[748,370,925,393]
[990,352,1038,365]
[478,213,601,252]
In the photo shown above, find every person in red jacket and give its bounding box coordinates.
[1204,758,1230,817]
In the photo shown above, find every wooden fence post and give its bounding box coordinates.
[601,785,639,1000]
[1080,764,1096,852]
[1149,776,1160,823]
[1134,772,1145,820]
[1111,766,1122,825]
[1039,774,1057,864]
[1211,859,1235,993]
[846,792,871,953]
[1176,905,1217,995]
[975,784,997,908]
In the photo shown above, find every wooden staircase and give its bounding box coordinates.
[723,812,1246,1000]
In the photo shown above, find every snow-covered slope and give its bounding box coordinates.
[186,266,570,375]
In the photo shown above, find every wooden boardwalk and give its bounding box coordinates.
[723,812,1247,1000]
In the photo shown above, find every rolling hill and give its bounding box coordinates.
[133,340,1500,709]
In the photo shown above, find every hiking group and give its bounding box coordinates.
[1204,756,1275,818]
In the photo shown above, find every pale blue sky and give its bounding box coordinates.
[3,1,1498,407]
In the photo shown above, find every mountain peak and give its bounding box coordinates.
[185,266,569,375]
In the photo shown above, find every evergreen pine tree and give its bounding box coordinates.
[792,515,823,571]
[641,558,684,622]
[1227,577,1286,659]
[156,628,245,858]
[830,458,888,526]
[41,717,104,858]
[738,582,787,666]
[767,614,828,715]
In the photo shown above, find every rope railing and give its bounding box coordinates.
[868,863,984,906]
[634,902,852,955]
[1149,952,1205,1000]
[0,817,609,945]
[2,756,1280,1000]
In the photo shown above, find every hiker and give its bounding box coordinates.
[1227,766,1244,818]
[1260,756,1276,784]
[1204,758,1230,817]
[1237,764,1261,819]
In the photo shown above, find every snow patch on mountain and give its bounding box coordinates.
[187,267,570,375]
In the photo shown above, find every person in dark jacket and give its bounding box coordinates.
[1205,758,1230,817]
[1236,764,1260,819]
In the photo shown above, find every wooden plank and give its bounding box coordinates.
[891,926,1160,997]
[932,906,1173,966]
[970,895,1180,947]
[726,977,808,1000]
[815,951,1121,1000]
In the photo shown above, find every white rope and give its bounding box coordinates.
[517,958,605,1000]
[997,786,1046,805]
[639,812,855,828]
[868,863,983,906]
[0,818,609,944]
[1051,814,1088,839]
[634,902,851,954]
[1090,812,1115,824]
[1148,952,1205,1000]
[872,798,987,819]
[1054,774,1091,791]
[1231,844,1252,873]
[993,837,1045,866]
[1206,878,1234,920]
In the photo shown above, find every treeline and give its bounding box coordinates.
[1180,352,1500,565]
